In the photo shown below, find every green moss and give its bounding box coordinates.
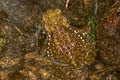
[88,15,95,42]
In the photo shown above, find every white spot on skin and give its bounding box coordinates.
[82,32,87,36]
[48,35,51,38]
[47,51,50,53]
[48,42,50,45]
[74,30,77,34]
[80,37,83,39]
[78,35,80,37]
[68,52,71,55]
[47,47,50,49]
[47,54,50,57]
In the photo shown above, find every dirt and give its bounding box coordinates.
[0,0,120,80]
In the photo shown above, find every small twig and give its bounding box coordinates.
[14,26,27,38]
[65,0,70,10]
[14,27,23,35]
[94,0,98,15]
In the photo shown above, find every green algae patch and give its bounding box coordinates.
[88,15,96,42]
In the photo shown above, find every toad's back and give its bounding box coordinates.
[42,9,95,68]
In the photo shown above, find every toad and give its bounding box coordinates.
[42,9,95,68]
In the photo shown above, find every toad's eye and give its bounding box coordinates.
[55,9,61,14]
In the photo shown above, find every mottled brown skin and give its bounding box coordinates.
[42,9,95,68]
